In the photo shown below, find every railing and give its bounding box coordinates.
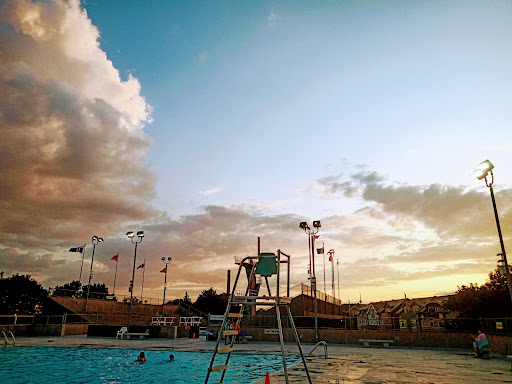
[51,288,168,305]
[179,317,203,326]
[177,301,208,319]
[0,313,98,325]
[289,283,342,306]
[2,331,15,346]
[151,316,176,326]
[307,341,328,359]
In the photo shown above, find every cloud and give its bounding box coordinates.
[198,50,208,63]
[200,187,223,196]
[0,0,158,245]
[267,10,281,29]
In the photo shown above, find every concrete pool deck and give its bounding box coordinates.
[9,336,512,383]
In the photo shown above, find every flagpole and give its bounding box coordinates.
[322,241,326,296]
[113,256,118,297]
[141,258,146,303]
[331,252,335,299]
[79,244,86,283]
[337,258,340,303]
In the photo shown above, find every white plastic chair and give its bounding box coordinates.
[116,327,127,339]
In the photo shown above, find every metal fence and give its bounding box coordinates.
[50,287,166,305]
[0,313,98,325]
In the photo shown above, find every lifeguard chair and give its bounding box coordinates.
[204,250,312,384]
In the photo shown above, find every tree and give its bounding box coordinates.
[193,288,229,315]
[445,267,512,318]
[52,280,82,297]
[0,274,49,315]
[82,283,110,299]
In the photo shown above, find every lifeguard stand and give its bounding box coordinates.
[204,250,312,384]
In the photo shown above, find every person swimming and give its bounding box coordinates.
[136,352,147,362]
[169,354,174,362]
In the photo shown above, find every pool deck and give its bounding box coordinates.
[9,336,512,383]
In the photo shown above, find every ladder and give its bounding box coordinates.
[204,250,312,384]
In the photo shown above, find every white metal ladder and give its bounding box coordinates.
[204,250,312,384]
[2,331,15,346]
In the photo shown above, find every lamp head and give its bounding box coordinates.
[92,236,98,242]
[299,222,309,229]
[161,257,165,261]
[137,230,145,238]
[168,257,172,261]
[313,220,321,228]
[126,231,135,238]
[473,159,494,180]
[98,237,104,242]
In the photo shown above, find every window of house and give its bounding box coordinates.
[400,320,407,328]
[410,321,416,328]
[423,320,431,328]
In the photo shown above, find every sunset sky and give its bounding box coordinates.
[1,0,511,304]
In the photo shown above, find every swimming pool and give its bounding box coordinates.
[0,346,301,383]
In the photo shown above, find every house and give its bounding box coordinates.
[355,295,455,331]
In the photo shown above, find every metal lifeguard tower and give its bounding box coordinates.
[204,250,312,384]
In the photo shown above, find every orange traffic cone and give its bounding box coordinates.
[264,372,270,384]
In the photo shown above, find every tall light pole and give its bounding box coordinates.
[85,236,103,309]
[300,220,321,343]
[161,257,172,307]
[327,249,335,299]
[474,160,512,305]
[126,230,144,331]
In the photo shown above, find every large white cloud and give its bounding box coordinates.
[0,0,158,246]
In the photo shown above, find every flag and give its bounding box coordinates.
[329,255,333,262]
[314,235,320,240]
[69,247,83,253]
[160,267,166,273]
[337,259,339,265]
[137,263,145,269]
[317,247,324,254]
[111,253,119,261]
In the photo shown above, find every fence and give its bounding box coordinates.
[50,287,166,305]
[0,313,98,325]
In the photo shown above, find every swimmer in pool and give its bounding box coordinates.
[136,352,147,362]
[169,354,174,362]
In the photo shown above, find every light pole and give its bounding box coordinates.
[126,230,144,331]
[327,249,335,299]
[474,160,512,305]
[300,220,321,343]
[85,236,103,309]
[161,257,172,306]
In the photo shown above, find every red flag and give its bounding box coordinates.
[111,253,119,261]
[160,267,166,273]
[329,255,333,262]
[314,235,320,240]
[337,259,339,265]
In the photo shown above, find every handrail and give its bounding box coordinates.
[9,331,15,346]
[2,331,7,346]
[307,341,328,359]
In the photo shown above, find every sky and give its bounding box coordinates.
[1,0,512,304]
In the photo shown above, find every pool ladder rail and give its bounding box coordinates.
[2,331,15,346]
[204,252,312,384]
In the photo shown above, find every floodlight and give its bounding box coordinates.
[313,220,321,228]
[126,231,135,238]
[167,257,172,261]
[98,237,104,242]
[473,159,494,180]
[92,236,98,241]
[299,222,309,229]
[137,230,145,238]
[161,257,165,261]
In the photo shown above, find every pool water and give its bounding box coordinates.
[0,346,301,383]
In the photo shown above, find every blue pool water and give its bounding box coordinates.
[0,346,301,383]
